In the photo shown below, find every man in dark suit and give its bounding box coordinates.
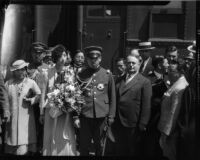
[0,72,10,154]
[114,54,152,156]
[113,57,126,83]
[77,46,116,156]
[144,55,169,158]
[138,42,155,77]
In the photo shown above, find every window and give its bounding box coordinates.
[149,1,184,40]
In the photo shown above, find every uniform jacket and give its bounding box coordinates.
[140,57,154,77]
[158,75,188,136]
[77,67,116,119]
[116,73,152,128]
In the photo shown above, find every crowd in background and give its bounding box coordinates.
[0,40,196,160]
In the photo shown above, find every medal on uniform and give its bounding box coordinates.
[97,83,104,91]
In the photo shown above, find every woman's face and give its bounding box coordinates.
[57,51,71,65]
[13,68,26,80]
[74,52,85,66]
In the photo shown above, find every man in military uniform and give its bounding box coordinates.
[27,42,49,155]
[77,46,116,156]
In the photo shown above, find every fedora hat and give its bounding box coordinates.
[10,60,29,72]
[187,41,196,53]
[138,42,155,50]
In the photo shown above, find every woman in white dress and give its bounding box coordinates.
[4,60,41,155]
[40,45,77,156]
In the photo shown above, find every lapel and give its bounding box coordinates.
[143,57,152,73]
[118,74,126,96]
[119,73,140,95]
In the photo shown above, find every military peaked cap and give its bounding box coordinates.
[84,46,103,58]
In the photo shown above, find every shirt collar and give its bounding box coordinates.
[154,70,163,79]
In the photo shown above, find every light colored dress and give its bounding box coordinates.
[42,66,77,156]
[4,77,41,155]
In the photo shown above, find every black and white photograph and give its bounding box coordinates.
[0,0,198,159]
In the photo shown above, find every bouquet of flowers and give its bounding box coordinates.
[47,68,85,118]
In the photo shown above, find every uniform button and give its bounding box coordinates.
[93,74,96,76]
[94,92,96,94]
[94,97,96,100]
[93,79,96,82]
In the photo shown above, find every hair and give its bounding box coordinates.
[126,54,141,64]
[115,57,126,64]
[165,45,178,54]
[152,55,165,69]
[51,44,70,63]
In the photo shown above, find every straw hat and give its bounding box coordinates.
[138,42,155,50]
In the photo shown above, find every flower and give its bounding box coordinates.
[47,67,85,117]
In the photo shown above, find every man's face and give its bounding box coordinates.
[74,52,85,66]
[184,58,194,68]
[116,60,126,75]
[139,50,150,60]
[86,51,101,69]
[167,50,178,62]
[161,58,169,74]
[31,50,45,63]
[126,56,140,74]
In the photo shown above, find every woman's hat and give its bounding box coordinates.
[138,42,155,50]
[187,41,196,53]
[10,60,29,71]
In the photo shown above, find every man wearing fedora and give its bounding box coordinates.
[177,40,196,160]
[138,42,155,77]
[77,46,116,156]
[27,42,49,155]
[182,41,195,82]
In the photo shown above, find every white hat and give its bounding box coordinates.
[138,42,155,50]
[10,60,29,71]
[187,41,196,53]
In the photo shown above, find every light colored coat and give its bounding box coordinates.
[158,75,188,136]
[5,78,41,146]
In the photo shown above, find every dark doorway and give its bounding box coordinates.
[82,5,127,72]
[48,5,78,56]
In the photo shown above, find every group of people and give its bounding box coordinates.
[0,40,196,159]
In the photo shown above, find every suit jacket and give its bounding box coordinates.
[78,67,116,119]
[140,57,154,77]
[147,72,168,129]
[116,73,152,128]
[158,76,188,136]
